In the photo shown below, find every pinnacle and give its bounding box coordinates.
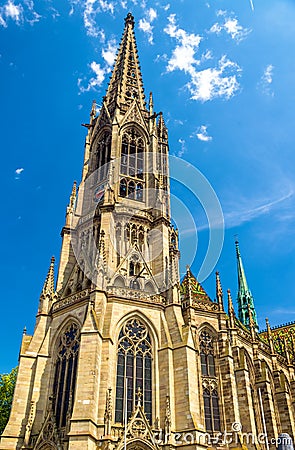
[41,256,55,296]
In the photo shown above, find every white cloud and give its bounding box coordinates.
[259,64,274,96]
[210,12,251,43]
[5,1,23,22]
[188,56,241,102]
[164,15,241,102]
[102,39,117,66]
[0,0,40,27]
[78,38,117,93]
[139,7,157,44]
[193,125,213,142]
[81,0,113,38]
[15,167,24,180]
[164,14,201,72]
[78,62,106,93]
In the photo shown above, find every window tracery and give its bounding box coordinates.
[115,319,152,424]
[199,330,220,432]
[52,323,80,430]
[94,132,111,181]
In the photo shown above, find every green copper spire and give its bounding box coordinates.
[235,240,258,330]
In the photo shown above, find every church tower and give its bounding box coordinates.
[3,12,295,450]
[0,13,186,450]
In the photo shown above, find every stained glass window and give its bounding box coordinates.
[52,323,80,429]
[115,318,152,424]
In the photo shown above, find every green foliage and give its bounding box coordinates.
[0,367,17,435]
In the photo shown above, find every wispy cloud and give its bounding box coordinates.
[78,62,106,93]
[181,188,294,237]
[188,56,241,102]
[138,8,157,44]
[224,190,294,229]
[78,38,116,93]
[72,0,114,38]
[164,14,202,72]
[0,0,23,27]
[178,138,186,157]
[164,14,241,102]
[210,10,251,43]
[259,64,274,96]
[0,0,40,27]
[192,125,213,142]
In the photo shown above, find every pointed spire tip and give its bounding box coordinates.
[125,12,135,29]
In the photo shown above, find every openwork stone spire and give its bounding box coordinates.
[104,12,146,115]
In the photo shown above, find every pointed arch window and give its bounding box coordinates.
[119,128,145,201]
[52,323,80,429]
[199,330,220,432]
[203,385,220,432]
[115,318,152,424]
[200,330,216,377]
[96,132,111,181]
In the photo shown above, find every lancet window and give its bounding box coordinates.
[96,132,111,181]
[199,330,221,432]
[52,323,80,429]
[115,318,152,424]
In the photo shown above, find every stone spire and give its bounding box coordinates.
[235,240,258,330]
[104,12,146,115]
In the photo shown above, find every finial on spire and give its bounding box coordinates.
[216,271,224,311]
[125,12,135,29]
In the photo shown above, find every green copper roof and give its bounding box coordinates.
[235,240,259,330]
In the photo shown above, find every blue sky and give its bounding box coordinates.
[1,0,295,373]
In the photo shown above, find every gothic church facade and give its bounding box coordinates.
[2,13,295,450]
